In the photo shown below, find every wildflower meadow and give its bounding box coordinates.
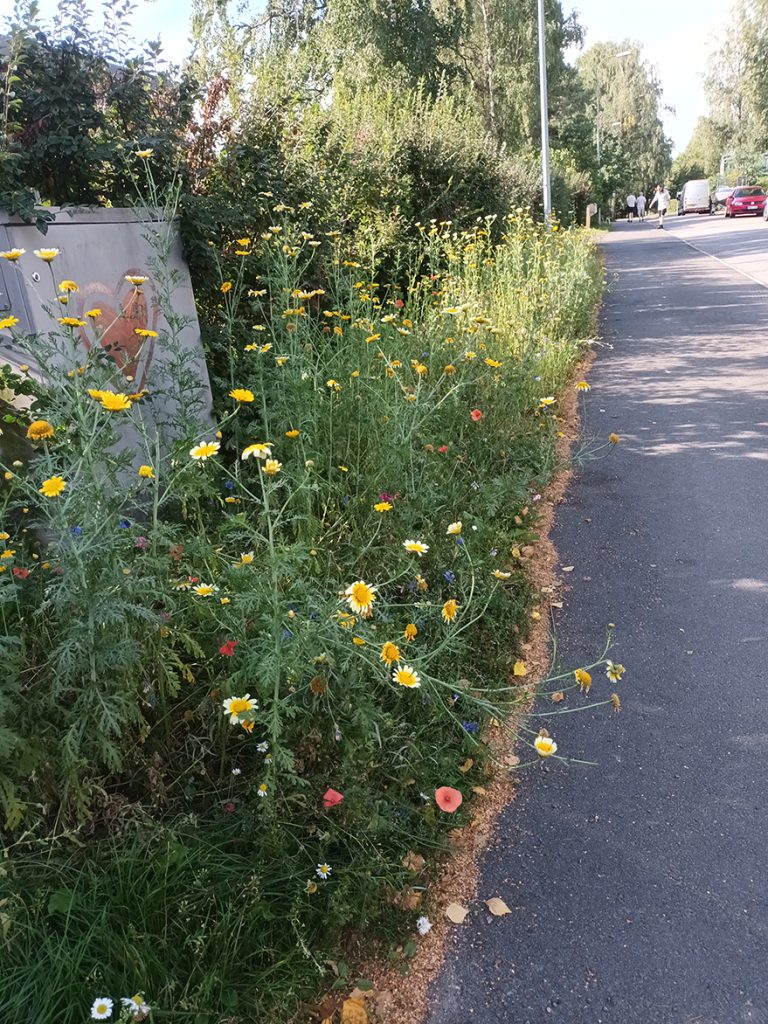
[0,167,625,1023]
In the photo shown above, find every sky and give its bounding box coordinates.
[8,0,725,155]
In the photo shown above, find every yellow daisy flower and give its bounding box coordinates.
[26,420,54,441]
[380,641,401,666]
[262,459,282,475]
[33,248,60,262]
[441,599,459,623]
[534,733,557,757]
[190,441,220,460]
[138,465,154,479]
[241,443,272,460]
[393,664,421,688]
[229,388,255,403]
[403,539,429,557]
[344,580,377,617]
[39,475,66,497]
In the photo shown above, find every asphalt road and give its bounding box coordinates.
[425,217,768,1024]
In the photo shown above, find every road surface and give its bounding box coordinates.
[425,215,768,1024]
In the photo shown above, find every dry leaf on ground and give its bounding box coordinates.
[401,850,425,872]
[513,660,527,676]
[458,757,474,773]
[445,902,469,923]
[341,997,368,1024]
[485,896,512,916]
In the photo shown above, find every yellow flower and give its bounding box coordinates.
[95,391,133,412]
[222,693,257,724]
[380,641,401,666]
[403,539,429,557]
[576,380,590,391]
[193,583,219,597]
[136,148,154,158]
[416,574,428,592]
[58,280,78,293]
[285,429,300,438]
[464,350,477,360]
[534,733,557,757]
[134,328,158,338]
[239,551,255,565]
[0,248,25,261]
[26,420,54,441]
[262,458,282,475]
[539,396,556,408]
[404,623,418,641]
[574,668,592,693]
[229,388,255,403]
[344,580,377,617]
[85,308,102,319]
[513,660,527,677]
[446,521,462,535]
[0,532,9,540]
[609,433,620,444]
[125,275,149,286]
[220,281,233,293]
[413,362,428,376]
[393,664,421,688]
[138,465,155,479]
[365,334,381,344]
[275,356,289,367]
[326,379,341,391]
[235,237,251,246]
[484,358,502,368]
[39,475,67,498]
[443,364,457,375]
[441,599,459,623]
[190,441,221,460]
[0,315,19,330]
[605,660,625,682]
[242,443,272,460]
[493,569,512,580]
[33,248,60,262]
[1,549,15,559]
[374,501,392,512]
[610,692,622,712]
[58,317,86,327]
[338,465,348,472]
[352,636,366,646]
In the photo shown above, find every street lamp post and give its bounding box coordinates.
[536,0,552,224]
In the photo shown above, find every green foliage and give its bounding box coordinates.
[0,179,605,1021]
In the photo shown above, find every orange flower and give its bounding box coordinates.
[434,786,462,812]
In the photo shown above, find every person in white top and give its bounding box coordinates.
[649,184,671,228]
[625,192,637,222]
[636,192,647,220]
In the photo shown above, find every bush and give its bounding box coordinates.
[0,181,605,1022]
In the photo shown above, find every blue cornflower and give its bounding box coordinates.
[70,525,82,536]
[282,628,293,640]
[462,721,479,733]
[443,570,456,583]
[119,519,131,529]
[225,479,234,491]
[456,537,465,546]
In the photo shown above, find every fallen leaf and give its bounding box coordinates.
[489,717,501,728]
[445,902,469,923]
[511,546,521,558]
[513,660,527,677]
[472,785,487,795]
[373,990,395,1020]
[504,753,520,767]
[321,1017,335,1024]
[402,850,426,872]
[530,610,541,620]
[485,897,512,916]
[341,997,368,1024]
[550,601,563,609]
[551,691,565,703]
[561,565,574,572]
[458,757,474,773]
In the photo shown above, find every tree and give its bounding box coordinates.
[577,41,672,199]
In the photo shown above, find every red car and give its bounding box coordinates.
[724,186,766,217]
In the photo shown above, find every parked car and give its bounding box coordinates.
[678,179,712,214]
[713,185,734,208]
[724,186,766,217]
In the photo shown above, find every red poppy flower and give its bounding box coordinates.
[435,786,463,812]
[12,567,30,579]
[224,801,236,814]
[323,787,344,808]
[219,640,239,657]
[470,409,483,422]
[394,298,405,308]
[438,445,449,454]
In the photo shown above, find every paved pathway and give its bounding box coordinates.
[425,219,768,1024]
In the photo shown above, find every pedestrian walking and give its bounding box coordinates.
[626,191,637,222]
[649,184,670,228]
[636,192,647,220]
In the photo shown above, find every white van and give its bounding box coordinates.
[678,179,712,215]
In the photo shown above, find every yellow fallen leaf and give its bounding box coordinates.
[513,660,527,677]
[511,547,521,558]
[445,902,469,923]
[458,757,474,773]
[531,610,541,620]
[490,716,501,728]
[472,785,487,795]
[341,997,368,1024]
[485,897,512,916]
